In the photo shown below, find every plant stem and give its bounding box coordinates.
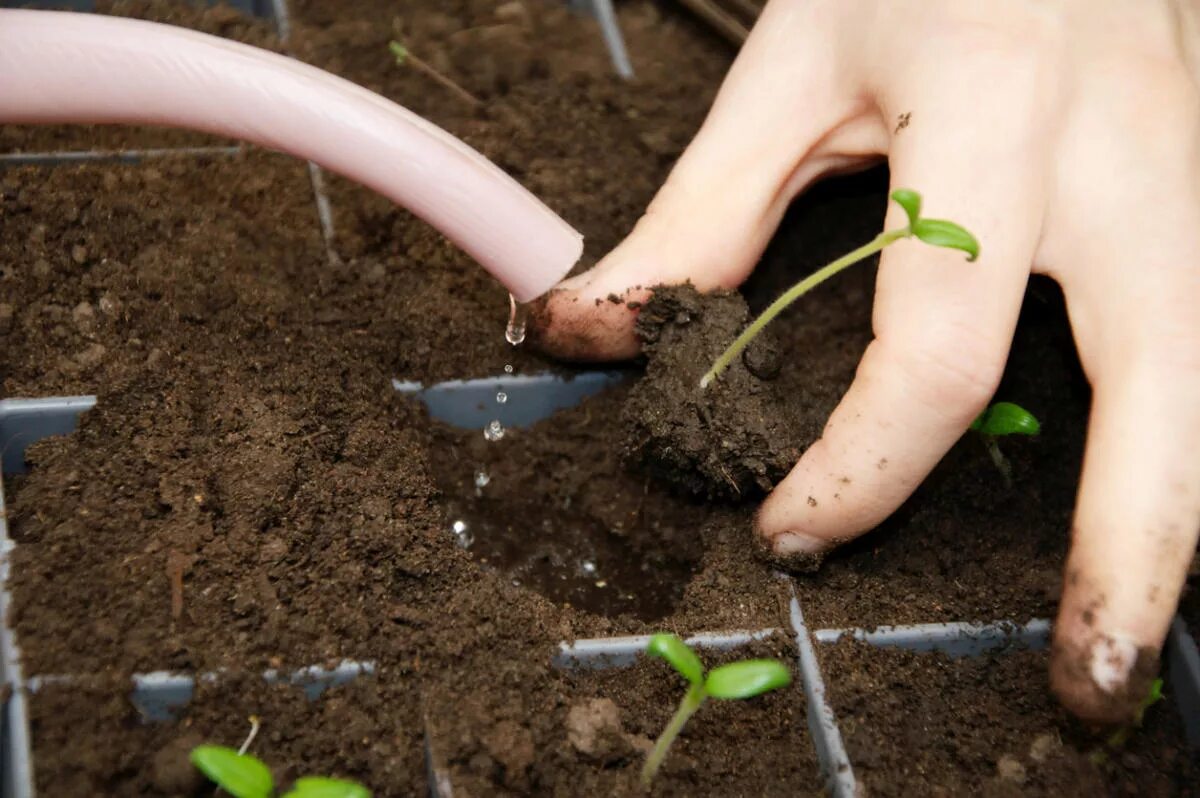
[984,437,1013,487]
[389,41,482,109]
[641,684,706,786]
[700,228,909,389]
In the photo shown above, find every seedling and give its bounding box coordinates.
[190,745,370,798]
[1089,677,1165,764]
[700,189,978,388]
[970,401,1040,486]
[388,38,481,108]
[640,633,792,786]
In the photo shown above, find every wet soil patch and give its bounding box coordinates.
[819,640,1198,797]
[27,669,425,796]
[429,381,707,622]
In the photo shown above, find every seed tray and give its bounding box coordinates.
[3,401,1200,797]
[4,3,1197,797]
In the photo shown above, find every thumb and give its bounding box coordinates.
[534,0,876,361]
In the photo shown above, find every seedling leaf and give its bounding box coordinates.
[283,776,372,798]
[971,402,1040,436]
[388,40,408,65]
[190,745,274,798]
[1133,677,1164,726]
[704,660,791,700]
[890,188,921,228]
[647,633,705,686]
[911,218,979,261]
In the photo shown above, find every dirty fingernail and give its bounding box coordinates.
[1089,631,1138,694]
[770,530,829,556]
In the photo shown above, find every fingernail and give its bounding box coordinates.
[1088,631,1139,694]
[770,530,830,556]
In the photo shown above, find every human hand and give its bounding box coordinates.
[535,0,1200,723]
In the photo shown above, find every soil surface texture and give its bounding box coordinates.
[819,640,1199,797]
[622,285,812,500]
[27,668,425,796]
[551,636,821,796]
[1,0,1193,795]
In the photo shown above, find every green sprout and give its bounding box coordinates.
[388,38,481,108]
[190,745,370,798]
[640,633,792,786]
[1089,677,1165,764]
[700,188,978,388]
[970,401,1040,485]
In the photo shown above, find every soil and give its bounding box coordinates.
[622,285,812,500]
[547,636,822,796]
[818,640,1200,797]
[26,668,426,796]
[0,0,1193,795]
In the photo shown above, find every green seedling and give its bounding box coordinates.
[970,401,1040,486]
[190,745,370,798]
[640,633,792,786]
[1089,677,1165,764]
[700,188,978,388]
[388,39,481,108]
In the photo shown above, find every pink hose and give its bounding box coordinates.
[0,10,584,302]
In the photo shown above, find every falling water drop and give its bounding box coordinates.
[450,520,473,548]
[474,471,490,488]
[504,364,514,374]
[496,390,508,405]
[505,294,528,346]
[484,419,506,442]
[579,560,597,576]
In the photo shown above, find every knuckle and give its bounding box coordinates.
[883,322,1005,412]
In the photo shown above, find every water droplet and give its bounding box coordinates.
[595,580,608,588]
[512,578,522,587]
[504,364,514,374]
[580,560,597,576]
[450,520,473,548]
[484,419,505,442]
[474,471,490,488]
[505,294,529,346]
[495,390,507,404]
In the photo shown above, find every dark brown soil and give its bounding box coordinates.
[27,668,426,796]
[422,635,820,797]
[548,636,821,796]
[1182,572,1200,639]
[623,285,811,500]
[819,640,1199,797]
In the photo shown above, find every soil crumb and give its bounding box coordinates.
[622,285,813,499]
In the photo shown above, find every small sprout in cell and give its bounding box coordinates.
[640,633,792,786]
[701,189,978,388]
[970,401,1040,486]
[388,34,481,108]
[190,744,370,798]
[1089,677,1165,764]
